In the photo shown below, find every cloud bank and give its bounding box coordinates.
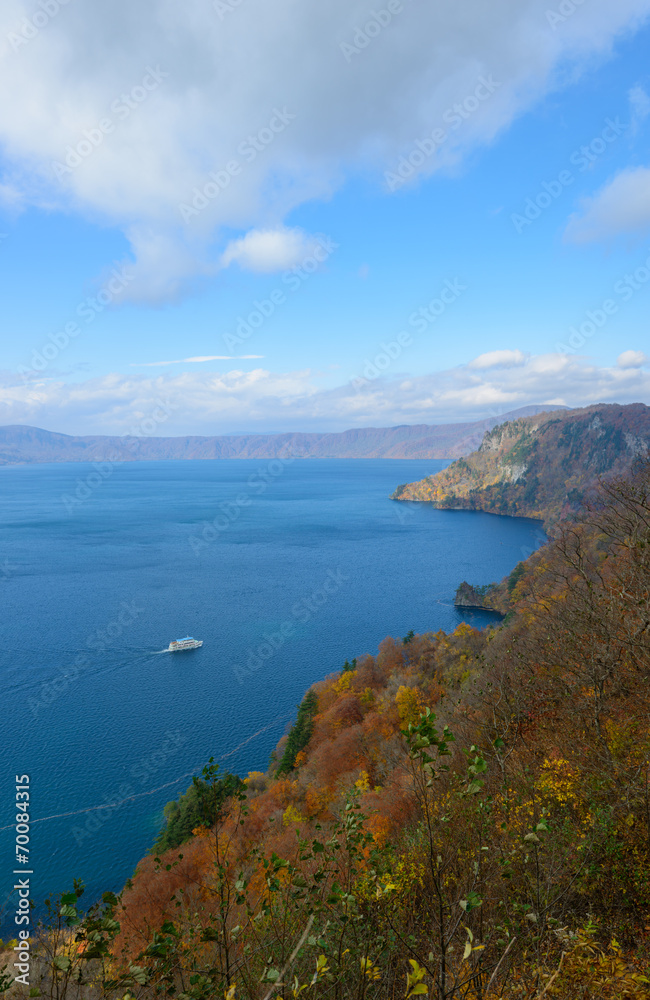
[2,353,648,436]
[1,0,649,300]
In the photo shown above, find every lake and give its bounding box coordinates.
[0,458,545,929]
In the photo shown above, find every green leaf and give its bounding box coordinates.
[53,956,71,972]
[128,966,149,985]
[459,892,482,913]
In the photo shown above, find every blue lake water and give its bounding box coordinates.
[0,458,545,929]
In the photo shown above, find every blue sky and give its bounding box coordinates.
[1,0,650,435]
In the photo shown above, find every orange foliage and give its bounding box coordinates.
[314,692,363,739]
[365,812,391,847]
[308,725,365,788]
[303,783,332,817]
[113,835,208,961]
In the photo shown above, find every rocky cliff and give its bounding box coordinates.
[391,403,650,525]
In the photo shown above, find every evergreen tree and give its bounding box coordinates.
[276,689,318,774]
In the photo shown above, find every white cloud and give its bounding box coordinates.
[220,228,320,273]
[1,353,648,435]
[564,166,650,242]
[117,226,217,304]
[0,180,22,208]
[526,353,571,375]
[468,349,526,369]
[1,0,649,300]
[132,355,265,367]
[618,349,648,367]
[630,83,650,127]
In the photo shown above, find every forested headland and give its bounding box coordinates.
[391,403,650,526]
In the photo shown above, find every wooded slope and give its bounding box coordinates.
[391,402,650,525]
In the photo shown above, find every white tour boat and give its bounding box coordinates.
[168,636,203,651]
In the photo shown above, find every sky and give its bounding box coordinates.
[0,0,650,436]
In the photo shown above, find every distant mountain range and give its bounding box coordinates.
[391,402,650,525]
[0,406,565,465]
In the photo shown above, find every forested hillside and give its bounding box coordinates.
[13,460,650,999]
[0,407,561,464]
[391,403,650,525]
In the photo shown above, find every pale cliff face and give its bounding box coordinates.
[391,404,650,525]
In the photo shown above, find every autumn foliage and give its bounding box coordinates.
[22,462,650,1000]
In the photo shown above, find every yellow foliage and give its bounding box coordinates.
[357,851,425,900]
[244,770,265,784]
[536,756,580,808]
[333,670,356,694]
[452,622,475,639]
[360,956,381,981]
[396,685,426,727]
[605,718,650,768]
[282,803,305,826]
[405,959,428,998]
[550,925,650,998]
[355,770,370,792]
[360,686,375,708]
